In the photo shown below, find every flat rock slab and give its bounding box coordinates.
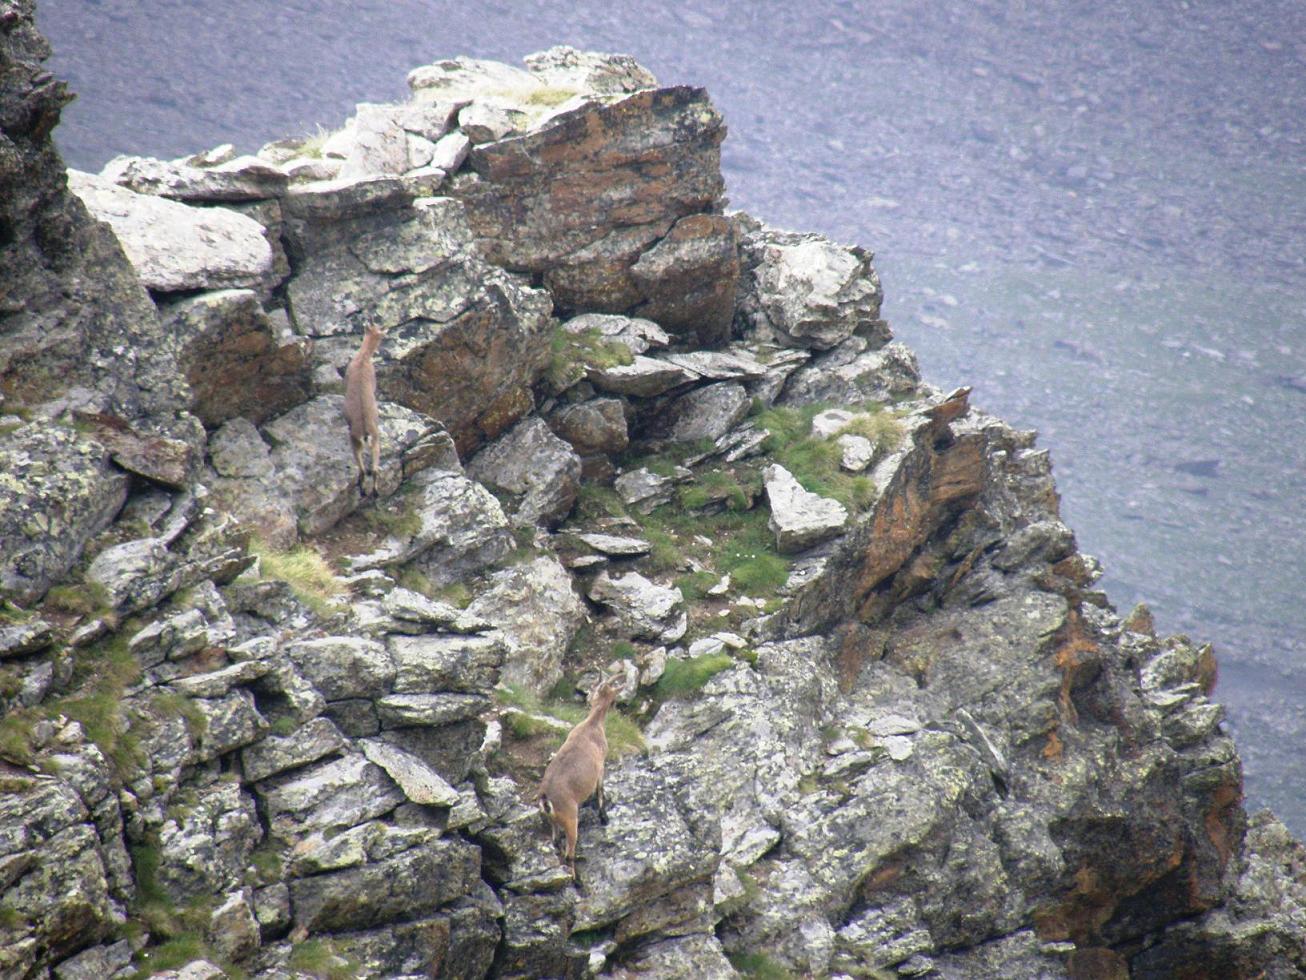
[359,738,460,806]
[588,570,686,643]
[764,463,848,553]
[69,170,273,293]
[99,153,288,201]
[570,532,653,557]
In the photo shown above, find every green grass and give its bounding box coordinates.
[361,498,423,540]
[250,540,345,617]
[642,526,686,575]
[652,653,733,700]
[643,503,790,599]
[0,708,39,765]
[611,640,638,660]
[728,952,797,979]
[0,599,35,625]
[295,125,337,159]
[42,581,112,620]
[288,939,360,980]
[544,326,634,392]
[495,685,645,758]
[834,409,903,455]
[677,468,754,512]
[753,404,879,510]
[674,570,720,602]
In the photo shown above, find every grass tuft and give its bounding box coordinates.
[251,539,345,617]
[545,326,634,392]
[728,952,797,980]
[496,685,645,758]
[653,653,733,700]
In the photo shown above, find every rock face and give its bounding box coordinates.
[448,86,733,344]
[1,20,1303,980]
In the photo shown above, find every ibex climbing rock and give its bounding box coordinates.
[538,674,622,878]
[343,321,385,497]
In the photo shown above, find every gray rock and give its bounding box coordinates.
[359,737,461,806]
[459,101,522,143]
[389,632,504,693]
[260,753,406,840]
[589,570,686,642]
[738,223,885,351]
[429,131,472,173]
[0,426,129,605]
[163,289,312,428]
[608,934,738,979]
[659,348,770,382]
[564,312,671,354]
[570,532,653,557]
[167,659,270,699]
[659,382,751,443]
[289,835,479,933]
[193,689,269,761]
[779,337,922,408]
[467,416,582,527]
[156,781,261,903]
[0,618,56,660]
[408,55,537,103]
[286,635,395,701]
[206,889,260,963]
[242,716,347,783]
[339,103,412,178]
[349,470,513,584]
[763,463,848,553]
[376,693,490,728]
[51,940,133,980]
[548,398,629,456]
[466,556,586,696]
[68,171,274,293]
[99,152,288,201]
[614,467,677,513]
[838,433,876,472]
[588,355,696,397]
[524,45,658,95]
[381,587,492,634]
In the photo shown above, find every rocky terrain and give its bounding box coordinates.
[3,2,1306,978]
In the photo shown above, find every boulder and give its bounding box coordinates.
[467,416,582,527]
[338,103,412,179]
[155,781,262,902]
[345,469,513,584]
[588,570,686,643]
[657,381,751,443]
[548,397,629,456]
[162,289,312,428]
[98,153,288,202]
[779,337,922,408]
[629,213,740,347]
[563,312,671,354]
[738,223,886,351]
[763,463,849,553]
[68,171,274,294]
[465,556,586,696]
[448,86,729,336]
[0,425,129,604]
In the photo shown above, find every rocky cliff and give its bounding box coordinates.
[2,3,1304,978]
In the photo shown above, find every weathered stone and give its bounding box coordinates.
[206,889,260,963]
[70,410,196,489]
[565,312,671,355]
[408,55,538,103]
[589,570,686,642]
[429,130,472,173]
[260,395,454,537]
[280,173,417,223]
[570,532,652,557]
[193,689,268,761]
[381,587,492,633]
[261,753,406,839]
[658,381,751,443]
[156,781,261,903]
[839,433,876,472]
[0,618,56,659]
[449,86,725,316]
[0,426,129,604]
[497,890,576,980]
[347,469,513,584]
[289,835,479,933]
[574,763,718,933]
[588,355,697,397]
[162,289,312,428]
[50,940,133,980]
[609,933,737,979]
[467,416,582,527]
[339,103,411,178]
[548,397,629,456]
[780,337,922,408]
[630,213,739,346]
[167,659,270,699]
[389,631,504,693]
[465,556,586,696]
[359,737,461,806]
[285,635,394,701]
[614,466,677,513]
[738,223,885,351]
[524,45,658,95]
[68,171,274,293]
[242,716,346,783]
[376,692,491,728]
[99,152,288,201]
[763,463,848,553]
[459,101,523,143]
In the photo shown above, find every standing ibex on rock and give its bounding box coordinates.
[343,321,385,497]
[538,674,622,878]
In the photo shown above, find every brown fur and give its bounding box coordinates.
[538,676,620,877]
[343,322,385,496]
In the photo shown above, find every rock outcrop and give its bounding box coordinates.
[2,12,1303,980]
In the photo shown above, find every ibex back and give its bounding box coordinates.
[343,322,385,497]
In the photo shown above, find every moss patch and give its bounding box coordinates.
[544,326,634,392]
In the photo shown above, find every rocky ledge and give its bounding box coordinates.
[1,2,1304,978]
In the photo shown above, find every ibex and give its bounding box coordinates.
[343,321,385,497]
[538,674,622,878]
